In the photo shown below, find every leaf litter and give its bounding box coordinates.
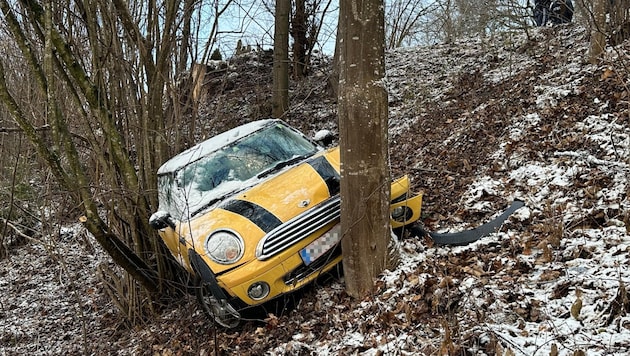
[1,25,629,355]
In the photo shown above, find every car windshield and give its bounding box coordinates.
[157,123,318,220]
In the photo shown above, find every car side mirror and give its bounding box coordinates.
[149,211,176,230]
[313,129,335,147]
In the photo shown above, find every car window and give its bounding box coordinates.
[157,123,318,220]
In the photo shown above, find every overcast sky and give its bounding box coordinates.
[197,0,339,59]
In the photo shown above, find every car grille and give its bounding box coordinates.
[256,196,340,260]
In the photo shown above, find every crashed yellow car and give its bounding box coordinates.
[149,119,422,327]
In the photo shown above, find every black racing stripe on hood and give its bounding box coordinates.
[307,156,340,196]
[221,199,282,233]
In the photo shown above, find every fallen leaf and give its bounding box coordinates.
[600,67,615,80]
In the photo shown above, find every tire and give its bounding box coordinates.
[195,279,241,328]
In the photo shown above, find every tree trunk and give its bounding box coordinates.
[609,0,630,46]
[589,0,607,63]
[338,0,397,299]
[273,0,290,118]
[291,0,308,78]
[328,23,340,97]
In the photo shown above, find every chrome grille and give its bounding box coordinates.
[256,196,340,260]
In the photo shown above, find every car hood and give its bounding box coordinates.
[179,148,341,273]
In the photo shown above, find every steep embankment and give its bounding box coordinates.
[1,25,628,355]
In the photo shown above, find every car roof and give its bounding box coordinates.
[157,119,279,175]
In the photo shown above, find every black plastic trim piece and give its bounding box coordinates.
[189,249,229,301]
[416,200,525,245]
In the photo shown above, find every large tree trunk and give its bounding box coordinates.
[273,0,290,118]
[338,0,397,299]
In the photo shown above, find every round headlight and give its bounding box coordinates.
[247,282,270,301]
[205,230,244,264]
[391,206,413,222]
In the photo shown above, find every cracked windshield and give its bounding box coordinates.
[158,123,318,220]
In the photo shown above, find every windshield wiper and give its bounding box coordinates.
[257,153,312,179]
[188,197,222,219]
[188,189,240,218]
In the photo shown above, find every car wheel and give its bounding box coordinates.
[195,280,241,328]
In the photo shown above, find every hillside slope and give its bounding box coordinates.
[0,25,628,355]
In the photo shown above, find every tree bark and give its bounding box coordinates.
[338,0,397,299]
[273,0,290,118]
[589,0,607,63]
[609,0,630,46]
[291,0,308,78]
[328,23,341,97]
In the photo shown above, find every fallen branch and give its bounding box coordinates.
[0,124,50,133]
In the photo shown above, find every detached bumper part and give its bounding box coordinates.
[417,200,525,245]
[189,249,241,328]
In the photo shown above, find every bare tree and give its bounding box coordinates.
[292,0,309,77]
[583,0,630,63]
[589,0,608,63]
[273,0,290,118]
[608,0,630,45]
[338,0,397,298]
[264,0,335,77]
[0,29,41,259]
[0,0,216,320]
[402,0,534,45]
[385,0,434,49]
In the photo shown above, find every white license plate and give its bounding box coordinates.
[299,224,341,265]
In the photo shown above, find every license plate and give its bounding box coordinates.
[299,224,341,265]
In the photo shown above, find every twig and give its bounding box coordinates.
[0,218,36,242]
[411,167,455,175]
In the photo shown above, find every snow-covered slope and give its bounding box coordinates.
[1,25,628,355]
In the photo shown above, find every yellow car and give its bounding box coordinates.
[149,119,423,327]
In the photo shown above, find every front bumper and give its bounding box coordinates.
[189,223,343,307]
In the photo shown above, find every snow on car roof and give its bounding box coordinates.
[157,119,277,174]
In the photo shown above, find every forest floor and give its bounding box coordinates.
[1,24,629,355]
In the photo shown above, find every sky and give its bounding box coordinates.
[199,0,340,58]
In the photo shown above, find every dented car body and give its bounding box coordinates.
[149,119,423,327]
